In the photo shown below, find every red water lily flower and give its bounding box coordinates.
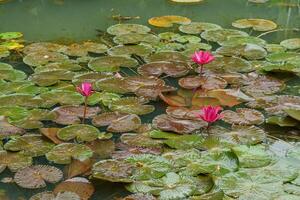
[196,105,223,124]
[192,51,215,75]
[76,82,94,97]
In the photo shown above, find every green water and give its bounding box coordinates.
[0,0,300,199]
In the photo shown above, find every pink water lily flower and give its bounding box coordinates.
[192,51,215,75]
[76,82,94,97]
[196,105,223,124]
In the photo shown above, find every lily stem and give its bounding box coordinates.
[199,64,204,77]
[82,96,88,124]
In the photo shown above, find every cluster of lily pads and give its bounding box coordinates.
[0,13,300,200]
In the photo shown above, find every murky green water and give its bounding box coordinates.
[0,0,300,199]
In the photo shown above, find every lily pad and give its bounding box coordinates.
[23,51,68,67]
[57,124,100,142]
[4,134,55,157]
[113,33,160,45]
[221,108,265,125]
[216,44,267,60]
[0,32,23,40]
[232,18,277,31]
[146,51,188,62]
[179,75,227,90]
[126,154,172,180]
[152,114,207,134]
[107,114,142,133]
[266,52,300,62]
[179,22,222,34]
[219,36,267,47]
[107,24,151,35]
[22,42,66,55]
[0,116,26,137]
[46,143,93,164]
[0,150,32,173]
[107,44,153,57]
[203,56,253,73]
[88,56,138,72]
[164,134,204,150]
[138,61,190,78]
[92,159,133,182]
[14,165,63,189]
[232,145,273,168]
[201,29,248,43]
[109,97,155,115]
[30,70,75,86]
[53,177,94,200]
[120,133,163,148]
[40,90,83,106]
[52,105,101,125]
[217,170,284,199]
[148,15,191,28]
[280,38,300,50]
[0,69,27,81]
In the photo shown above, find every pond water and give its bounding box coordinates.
[0,0,300,200]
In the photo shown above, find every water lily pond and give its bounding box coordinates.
[0,0,300,199]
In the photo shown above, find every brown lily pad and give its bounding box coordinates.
[138,61,191,78]
[178,75,228,90]
[107,114,142,133]
[14,165,63,189]
[86,140,115,159]
[166,106,201,120]
[152,114,207,134]
[92,112,126,127]
[65,159,93,179]
[148,15,191,28]
[122,193,156,200]
[52,106,101,125]
[221,108,265,125]
[54,177,95,200]
[39,128,63,144]
[112,143,162,159]
[0,116,26,138]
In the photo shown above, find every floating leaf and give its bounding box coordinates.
[107,114,141,133]
[201,29,248,43]
[153,114,207,134]
[0,150,32,173]
[0,116,25,138]
[92,159,133,182]
[14,165,63,189]
[23,51,68,67]
[40,90,83,106]
[54,177,95,200]
[216,44,267,60]
[179,75,227,90]
[108,44,153,57]
[113,33,160,45]
[219,36,266,47]
[109,97,155,115]
[221,108,265,125]
[88,55,138,72]
[232,145,273,168]
[92,112,126,127]
[30,70,75,86]
[107,24,151,35]
[4,135,55,157]
[164,135,204,150]
[267,116,299,127]
[179,22,222,34]
[148,15,191,28]
[0,32,23,40]
[266,52,300,63]
[280,38,300,50]
[57,124,100,142]
[46,143,93,164]
[232,18,277,31]
[146,51,188,62]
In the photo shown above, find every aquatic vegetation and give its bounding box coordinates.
[0,3,300,199]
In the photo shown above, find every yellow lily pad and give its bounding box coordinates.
[148,15,191,28]
[232,18,277,31]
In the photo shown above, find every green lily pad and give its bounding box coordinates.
[107,44,153,57]
[284,183,300,196]
[46,143,93,164]
[35,61,82,73]
[109,97,155,115]
[204,56,253,73]
[285,108,300,121]
[0,32,23,40]
[30,70,75,86]
[0,94,44,108]
[126,154,172,180]
[107,24,151,35]
[113,33,160,45]
[216,44,267,60]
[201,29,248,43]
[265,44,286,53]
[217,170,284,199]
[146,51,188,62]
[232,18,277,31]
[0,150,32,173]
[23,51,69,67]
[185,151,238,176]
[164,135,204,150]
[0,106,29,121]
[0,69,26,81]
[232,145,273,168]
[261,63,300,75]
[22,42,66,54]
[0,81,48,95]
[219,36,266,47]
[4,134,55,157]
[280,38,300,50]
[57,124,100,142]
[266,52,300,62]
[179,22,222,34]
[88,56,138,72]
[92,159,133,182]
[121,133,163,148]
[40,90,83,106]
